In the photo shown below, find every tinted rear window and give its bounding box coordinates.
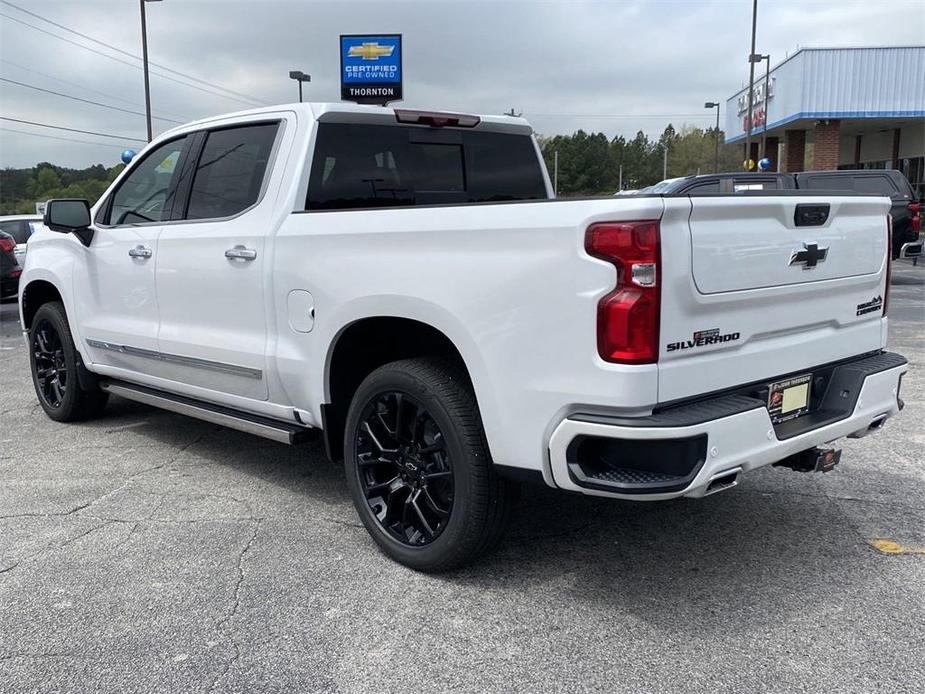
[306,123,548,210]
[802,174,898,196]
[0,221,27,243]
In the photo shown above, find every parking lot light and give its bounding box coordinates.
[705,101,721,172]
[289,70,311,103]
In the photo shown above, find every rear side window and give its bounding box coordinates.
[0,220,31,244]
[306,122,548,210]
[186,122,279,220]
[852,176,899,196]
[802,174,898,196]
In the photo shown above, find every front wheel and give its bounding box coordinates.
[29,302,108,422]
[344,358,515,572]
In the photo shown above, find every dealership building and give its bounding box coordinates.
[724,46,925,195]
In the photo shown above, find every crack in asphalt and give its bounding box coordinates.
[70,430,209,518]
[0,431,210,577]
[0,520,115,577]
[206,519,262,694]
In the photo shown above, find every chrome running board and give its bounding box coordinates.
[100,380,316,445]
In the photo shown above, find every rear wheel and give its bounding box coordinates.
[29,302,108,422]
[344,358,514,572]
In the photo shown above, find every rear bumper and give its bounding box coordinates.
[547,352,907,500]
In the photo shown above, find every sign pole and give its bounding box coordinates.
[554,150,559,196]
[744,0,758,170]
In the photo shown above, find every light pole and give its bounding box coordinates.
[744,0,758,171]
[139,0,162,143]
[705,101,721,172]
[289,71,311,102]
[661,142,669,180]
[751,54,771,163]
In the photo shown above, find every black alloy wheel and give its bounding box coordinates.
[355,391,454,546]
[32,317,68,409]
[28,301,108,422]
[344,358,515,572]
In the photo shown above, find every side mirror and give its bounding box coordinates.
[43,199,93,247]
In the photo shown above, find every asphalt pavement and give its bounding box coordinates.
[1,262,923,694]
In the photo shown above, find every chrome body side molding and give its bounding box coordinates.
[86,339,262,379]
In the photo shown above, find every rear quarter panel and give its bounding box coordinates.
[271,196,666,470]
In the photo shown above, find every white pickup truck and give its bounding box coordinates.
[22,103,907,571]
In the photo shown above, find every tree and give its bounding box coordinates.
[1,162,120,214]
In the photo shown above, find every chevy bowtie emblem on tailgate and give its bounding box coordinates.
[789,242,829,268]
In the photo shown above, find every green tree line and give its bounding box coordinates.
[1,162,124,215]
[540,124,745,196]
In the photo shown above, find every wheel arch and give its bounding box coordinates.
[20,278,65,330]
[322,316,482,463]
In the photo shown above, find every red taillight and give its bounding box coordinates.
[884,216,892,316]
[0,237,14,254]
[585,220,661,364]
[910,201,921,233]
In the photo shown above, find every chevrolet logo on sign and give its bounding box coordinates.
[341,34,402,104]
[347,42,395,60]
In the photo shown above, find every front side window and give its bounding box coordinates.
[306,123,548,210]
[185,123,279,220]
[686,181,721,194]
[106,137,187,225]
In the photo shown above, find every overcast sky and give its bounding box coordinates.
[0,0,922,169]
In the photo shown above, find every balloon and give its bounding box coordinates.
[758,157,771,171]
[121,149,137,165]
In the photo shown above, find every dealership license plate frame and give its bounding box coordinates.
[767,373,813,424]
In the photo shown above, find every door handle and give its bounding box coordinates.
[128,245,152,259]
[225,245,257,261]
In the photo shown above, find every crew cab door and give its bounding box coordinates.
[153,117,287,400]
[76,135,191,375]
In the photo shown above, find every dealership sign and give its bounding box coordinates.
[737,77,775,132]
[340,34,403,104]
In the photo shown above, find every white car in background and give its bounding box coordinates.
[0,215,44,265]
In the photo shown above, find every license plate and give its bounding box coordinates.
[767,373,812,423]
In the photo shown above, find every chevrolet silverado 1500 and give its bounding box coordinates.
[22,103,907,570]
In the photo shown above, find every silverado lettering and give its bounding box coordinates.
[666,329,741,352]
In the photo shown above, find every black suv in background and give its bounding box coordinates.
[638,169,921,259]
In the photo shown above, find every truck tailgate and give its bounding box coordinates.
[658,194,891,404]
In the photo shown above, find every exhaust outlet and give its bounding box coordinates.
[704,468,741,496]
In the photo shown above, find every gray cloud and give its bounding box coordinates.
[1,0,921,168]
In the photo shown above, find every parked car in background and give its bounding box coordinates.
[0,215,44,265]
[795,170,921,260]
[636,173,795,194]
[637,169,921,259]
[0,230,23,299]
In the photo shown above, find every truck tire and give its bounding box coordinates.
[28,301,108,422]
[343,357,515,572]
